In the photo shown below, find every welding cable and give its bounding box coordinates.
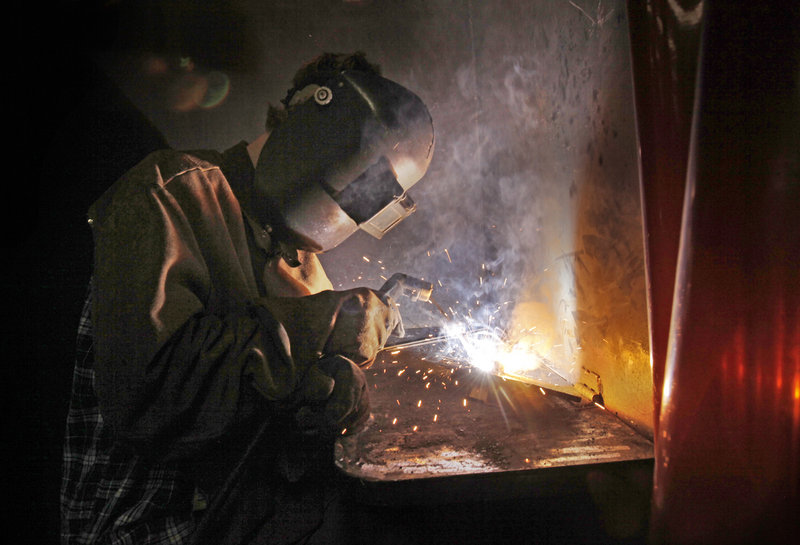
[188,415,273,545]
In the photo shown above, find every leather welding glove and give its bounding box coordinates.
[259,287,403,370]
[293,355,370,437]
[324,287,404,366]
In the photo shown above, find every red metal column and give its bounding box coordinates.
[650,1,800,543]
[626,0,703,433]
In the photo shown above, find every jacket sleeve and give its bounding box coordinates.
[112,303,298,461]
[88,151,302,461]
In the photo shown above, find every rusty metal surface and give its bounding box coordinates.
[335,342,652,482]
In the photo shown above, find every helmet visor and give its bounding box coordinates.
[331,156,417,239]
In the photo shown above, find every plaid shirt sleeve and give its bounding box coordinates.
[60,282,197,545]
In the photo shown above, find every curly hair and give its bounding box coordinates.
[266,51,382,130]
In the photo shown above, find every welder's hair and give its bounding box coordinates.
[265,51,382,130]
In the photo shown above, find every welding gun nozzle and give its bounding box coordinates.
[379,273,434,303]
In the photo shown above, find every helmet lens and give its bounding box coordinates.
[360,193,416,239]
[332,156,416,239]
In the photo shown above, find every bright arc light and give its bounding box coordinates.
[464,333,503,373]
[499,343,539,374]
[442,322,541,376]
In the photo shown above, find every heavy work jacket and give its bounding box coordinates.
[88,142,333,460]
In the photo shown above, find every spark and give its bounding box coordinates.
[390,350,401,355]
[412,425,418,432]
[433,414,438,422]
[417,399,422,407]
[569,0,595,23]
[568,0,615,28]
[392,417,397,425]
[362,256,370,262]
[341,428,347,435]
[463,398,468,407]
[539,387,547,396]
[444,248,452,263]
[397,369,406,376]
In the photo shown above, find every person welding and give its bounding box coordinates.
[60,51,434,545]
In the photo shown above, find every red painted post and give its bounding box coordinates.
[650,1,800,542]
[626,0,703,434]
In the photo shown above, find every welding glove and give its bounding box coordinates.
[260,287,403,369]
[292,355,370,436]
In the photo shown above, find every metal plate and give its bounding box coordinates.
[335,342,653,489]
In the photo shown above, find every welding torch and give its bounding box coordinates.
[378,272,434,304]
[377,272,457,351]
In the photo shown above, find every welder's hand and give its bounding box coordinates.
[293,355,371,437]
[324,287,404,367]
[259,287,403,369]
[259,290,342,370]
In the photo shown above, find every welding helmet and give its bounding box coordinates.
[253,70,435,252]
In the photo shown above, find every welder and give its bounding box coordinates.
[60,52,434,545]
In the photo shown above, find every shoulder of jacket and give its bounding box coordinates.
[143,149,225,185]
[88,148,226,226]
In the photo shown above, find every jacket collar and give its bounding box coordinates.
[220,142,301,268]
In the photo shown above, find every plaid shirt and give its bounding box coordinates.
[60,286,197,544]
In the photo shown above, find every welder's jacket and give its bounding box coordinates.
[89,143,331,455]
[61,142,333,545]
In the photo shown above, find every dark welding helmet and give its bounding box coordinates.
[253,70,435,252]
